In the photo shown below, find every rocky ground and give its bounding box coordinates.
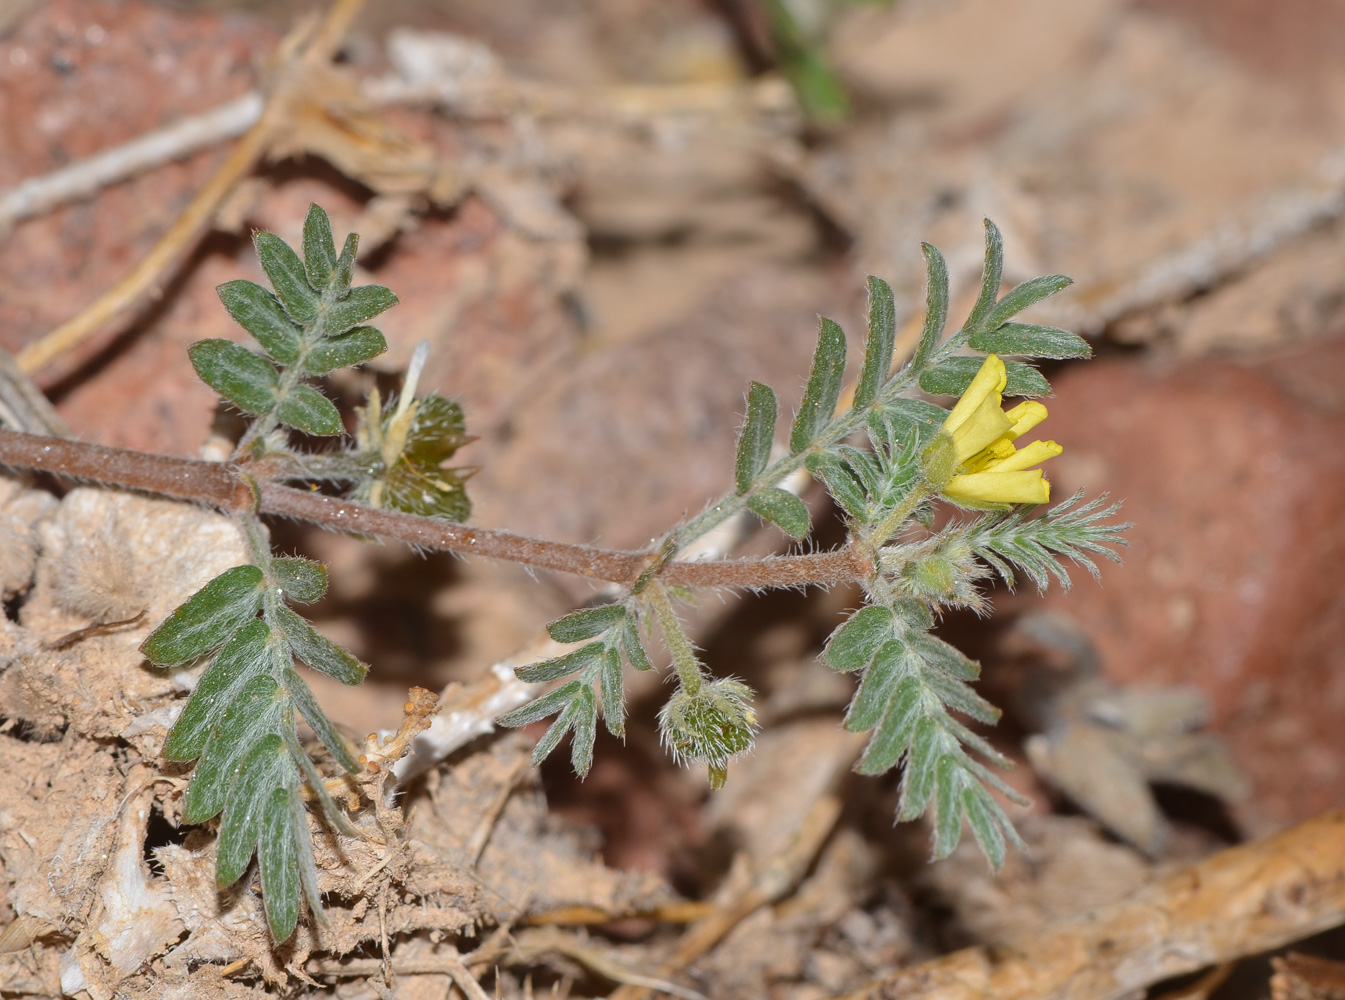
[0,1,1343,997]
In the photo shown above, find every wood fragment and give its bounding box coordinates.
[842,809,1345,1000]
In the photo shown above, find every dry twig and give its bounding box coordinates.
[842,808,1345,1000]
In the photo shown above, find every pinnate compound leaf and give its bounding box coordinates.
[323,285,398,334]
[216,281,301,364]
[964,219,1005,334]
[548,604,626,644]
[260,786,301,942]
[189,340,279,415]
[747,487,811,540]
[272,605,367,685]
[790,317,846,453]
[184,674,283,824]
[164,619,270,760]
[287,668,359,773]
[302,326,387,374]
[272,557,328,604]
[302,203,338,289]
[497,680,585,729]
[825,605,894,673]
[911,243,949,373]
[844,640,906,732]
[735,381,778,494]
[969,323,1091,360]
[141,565,264,666]
[854,276,896,409]
[277,384,343,436]
[919,356,1050,398]
[216,733,285,888]
[514,641,605,683]
[255,231,319,324]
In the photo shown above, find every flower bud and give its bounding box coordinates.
[920,432,957,489]
[658,679,756,789]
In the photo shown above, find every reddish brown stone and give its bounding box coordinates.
[1010,341,1345,833]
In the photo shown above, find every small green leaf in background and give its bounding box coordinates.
[747,487,810,540]
[547,604,626,644]
[790,317,847,453]
[854,277,896,409]
[277,384,343,436]
[735,381,778,494]
[189,340,279,415]
[824,605,895,673]
[141,564,265,666]
[271,557,328,604]
[216,280,301,365]
[919,357,1051,398]
[302,203,338,289]
[969,322,1092,359]
[302,326,387,375]
[254,231,319,324]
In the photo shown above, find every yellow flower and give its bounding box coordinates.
[935,353,1061,505]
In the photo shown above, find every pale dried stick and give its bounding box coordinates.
[14,0,369,376]
[841,808,1345,1000]
[0,94,263,231]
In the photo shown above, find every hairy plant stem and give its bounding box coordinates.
[0,427,872,589]
[646,584,703,695]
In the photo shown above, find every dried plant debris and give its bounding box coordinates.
[1008,611,1248,856]
[0,474,56,602]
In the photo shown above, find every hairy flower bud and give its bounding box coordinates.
[658,679,757,789]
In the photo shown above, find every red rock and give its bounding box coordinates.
[1008,341,1345,833]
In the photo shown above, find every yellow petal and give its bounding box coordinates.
[1004,400,1048,439]
[944,469,1051,505]
[949,392,1014,464]
[942,354,1007,437]
[986,438,1062,473]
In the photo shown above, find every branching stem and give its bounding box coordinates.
[0,428,871,590]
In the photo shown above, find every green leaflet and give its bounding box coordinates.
[277,384,342,436]
[189,340,278,415]
[963,219,1005,334]
[789,317,846,453]
[547,604,626,644]
[216,733,286,888]
[515,641,605,683]
[853,276,896,410]
[919,356,1051,398]
[259,786,301,941]
[141,565,265,666]
[183,673,284,824]
[302,203,338,289]
[216,280,301,365]
[969,322,1091,360]
[747,487,810,540]
[844,639,906,732]
[271,604,367,685]
[735,381,778,494]
[255,232,319,324]
[824,605,894,673]
[323,285,398,334]
[303,326,387,374]
[984,274,1073,330]
[163,619,271,761]
[271,557,328,604]
[910,243,949,375]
